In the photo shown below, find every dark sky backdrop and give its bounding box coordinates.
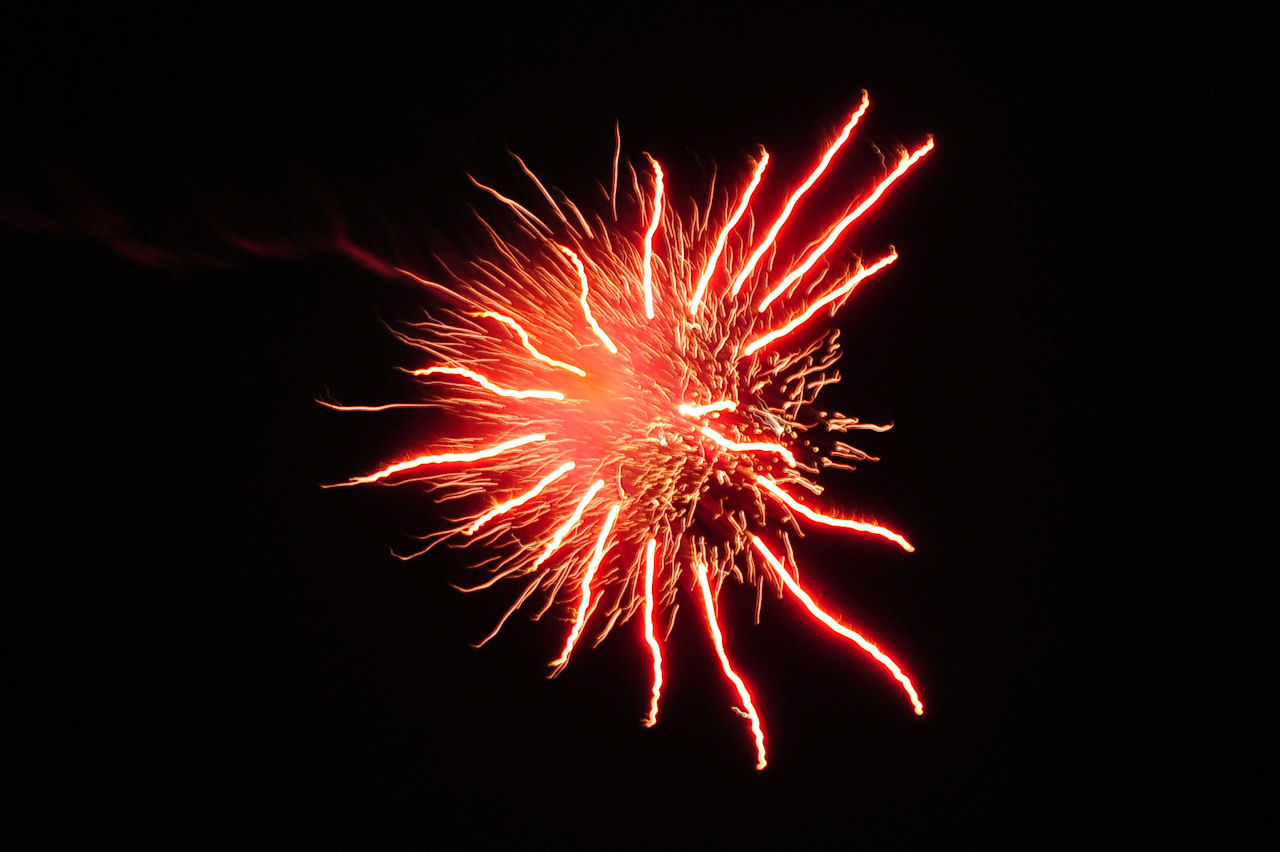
[4,4,1223,847]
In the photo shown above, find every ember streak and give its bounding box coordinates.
[328,92,932,768]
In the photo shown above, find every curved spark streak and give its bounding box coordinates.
[695,561,767,770]
[689,150,769,315]
[532,479,607,570]
[742,251,899,358]
[468,311,587,377]
[642,538,663,727]
[332,433,547,486]
[642,157,665,320]
[318,400,440,412]
[678,400,738,418]
[464,462,575,535]
[750,536,923,715]
[757,138,935,310]
[410,366,565,400]
[469,175,549,233]
[755,475,914,551]
[699,425,798,467]
[558,244,619,354]
[730,92,870,296]
[550,503,621,669]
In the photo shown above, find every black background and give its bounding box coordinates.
[4,4,1234,847]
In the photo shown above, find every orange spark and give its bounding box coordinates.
[689,149,769,315]
[642,157,664,319]
[741,250,899,358]
[677,400,738,417]
[642,538,663,727]
[751,536,923,715]
[532,479,607,570]
[464,461,575,535]
[699,425,798,467]
[409,366,565,400]
[730,92,869,296]
[550,503,621,670]
[558,244,619,355]
[331,433,546,486]
[755,474,914,551]
[695,561,766,770]
[757,138,935,310]
[468,310,587,376]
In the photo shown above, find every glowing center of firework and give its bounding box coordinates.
[328,93,932,768]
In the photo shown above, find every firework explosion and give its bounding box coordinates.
[328,92,932,769]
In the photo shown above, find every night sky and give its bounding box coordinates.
[5,5,1222,846]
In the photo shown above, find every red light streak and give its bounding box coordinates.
[468,310,587,376]
[409,366,565,400]
[689,149,769,315]
[755,474,915,552]
[642,157,664,320]
[532,479,606,570]
[642,537,663,727]
[741,250,898,358]
[464,461,575,535]
[677,400,737,418]
[699,425,798,467]
[559,243,619,355]
[750,536,923,715]
[695,560,767,769]
[729,91,869,296]
[331,433,546,486]
[756,137,935,311]
[550,503,621,671]
[330,95,931,767]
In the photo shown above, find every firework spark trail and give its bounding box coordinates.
[754,474,915,552]
[330,433,546,486]
[729,91,869,296]
[642,538,663,727]
[641,157,664,320]
[467,310,587,376]
[756,137,935,311]
[464,461,575,535]
[408,366,566,400]
[551,503,621,671]
[696,560,767,770]
[741,250,899,358]
[332,93,932,767]
[750,536,923,716]
[689,150,768,315]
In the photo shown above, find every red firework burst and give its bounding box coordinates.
[327,92,932,769]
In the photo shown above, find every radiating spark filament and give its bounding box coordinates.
[677,400,738,418]
[642,157,664,320]
[532,479,607,570]
[755,475,914,551]
[468,311,587,377]
[465,462,575,535]
[751,537,923,715]
[730,92,870,296]
[699,425,797,467]
[642,538,663,727]
[331,433,547,486]
[695,561,766,769]
[757,138,934,310]
[689,150,769,315]
[741,250,899,358]
[558,244,619,354]
[410,366,565,400]
[550,503,621,670]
